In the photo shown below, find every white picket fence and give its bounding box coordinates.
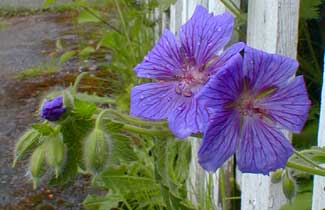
[152,0,325,209]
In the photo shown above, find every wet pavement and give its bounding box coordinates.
[0,12,98,210]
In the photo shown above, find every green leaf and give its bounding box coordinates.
[78,9,101,24]
[59,50,76,64]
[280,192,312,210]
[73,98,97,119]
[79,46,95,60]
[43,0,56,7]
[14,129,41,166]
[110,133,137,164]
[83,193,122,210]
[300,0,322,19]
[50,116,93,184]
[32,123,54,136]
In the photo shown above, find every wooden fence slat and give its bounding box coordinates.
[312,53,325,209]
[240,1,300,210]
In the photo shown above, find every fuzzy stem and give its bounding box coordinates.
[95,110,110,129]
[293,149,325,170]
[122,124,173,137]
[286,161,325,176]
[103,109,168,127]
[73,72,89,94]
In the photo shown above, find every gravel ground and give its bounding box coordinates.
[0,12,96,210]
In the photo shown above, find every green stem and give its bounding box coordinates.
[73,72,89,94]
[95,110,110,129]
[225,196,241,200]
[293,149,324,170]
[219,168,227,210]
[220,0,241,17]
[122,124,173,137]
[113,0,136,63]
[286,161,325,176]
[81,6,122,34]
[103,109,168,127]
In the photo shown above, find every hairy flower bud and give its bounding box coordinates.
[29,145,46,189]
[63,90,74,110]
[46,133,65,178]
[282,172,296,201]
[13,129,40,167]
[84,128,111,174]
[40,95,66,121]
[271,169,284,184]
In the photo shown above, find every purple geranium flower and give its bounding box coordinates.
[198,46,311,174]
[130,5,244,138]
[40,95,66,121]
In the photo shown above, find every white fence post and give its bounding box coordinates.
[312,53,325,210]
[240,1,300,210]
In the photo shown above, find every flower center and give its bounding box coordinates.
[175,65,209,97]
[237,97,264,117]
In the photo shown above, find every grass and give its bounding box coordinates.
[0,3,77,17]
[13,62,59,80]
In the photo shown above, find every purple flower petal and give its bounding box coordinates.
[198,109,240,171]
[130,82,181,120]
[207,42,245,75]
[259,76,311,133]
[40,95,66,121]
[179,5,234,66]
[134,29,183,79]
[199,54,243,110]
[168,97,208,138]
[236,116,294,174]
[243,46,298,93]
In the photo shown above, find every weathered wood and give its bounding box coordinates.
[312,53,325,210]
[241,1,300,210]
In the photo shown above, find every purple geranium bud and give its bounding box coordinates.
[130,5,244,138]
[198,46,311,174]
[40,96,66,121]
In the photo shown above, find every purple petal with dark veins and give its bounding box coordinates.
[259,76,311,133]
[198,54,243,110]
[168,96,208,138]
[207,42,245,75]
[130,82,181,120]
[236,116,294,175]
[198,109,240,171]
[179,5,234,66]
[134,29,183,80]
[243,46,299,93]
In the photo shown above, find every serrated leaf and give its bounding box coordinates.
[78,9,101,24]
[32,123,54,136]
[110,133,137,163]
[73,98,97,119]
[50,116,93,184]
[83,193,122,210]
[59,50,76,64]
